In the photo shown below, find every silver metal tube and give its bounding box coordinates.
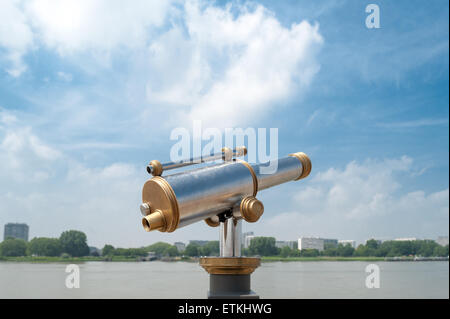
[220,218,241,257]
[161,153,223,170]
[252,156,303,191]
[148,146,247,174]
[166,162,254,228]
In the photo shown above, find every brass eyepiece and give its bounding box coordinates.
[142,209,166,232]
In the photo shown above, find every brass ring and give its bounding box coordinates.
[199,257,261,275]
[289,152,312,180]
[150,176,180,232]
[236,159,258,196]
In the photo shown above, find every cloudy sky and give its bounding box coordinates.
[0,0,448,248]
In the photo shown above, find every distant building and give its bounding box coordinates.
[174,242,186,252]
[298,237,324,251]
[394,238,417,242]
[436,236,449,246]
[244,235,255,249]
[3,223,29,241]
[338,240,356,248]
[89,246,101,255]
[188,240,209,246]
[275,241,296,249]
[322,238,338,248]
[242,232,254,246]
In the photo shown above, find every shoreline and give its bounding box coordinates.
[0,256,448,263]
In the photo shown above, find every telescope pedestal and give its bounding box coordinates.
[200,217,260,299]
[208,274,258,299]
[199,257,260,299]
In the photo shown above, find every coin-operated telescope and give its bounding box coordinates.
[140,146,311,298]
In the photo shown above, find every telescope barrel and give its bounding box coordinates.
[146,146,247,176]
[252,154,311,191]
[141,152,311,233]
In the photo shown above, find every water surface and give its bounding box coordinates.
[0,261,448,298]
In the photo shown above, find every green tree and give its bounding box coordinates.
[248,237,279,256]
[337,243,354,257]
[280,246,292,258]
[300,249,319,257]
[366,239,379,250]
[164,245,179,257]
[146,242,172,255]
[199,241,220,256]
[59,230,89,257]
[102,244,115,256]
[322,247,337,257]
[113,247,147,257]
[354,244,370,257]
[28,237,62,256]
[0,238,27,257]
[416,240,437,257]
[185,243,200,257]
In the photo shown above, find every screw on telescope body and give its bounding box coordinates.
[140,202,151,216]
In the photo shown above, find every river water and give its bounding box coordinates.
[0,261,448,298]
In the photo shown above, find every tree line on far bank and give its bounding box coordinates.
[1,233,448,259]
[101,241,221,258]
[243,237,449,258]
[0,230,221,258]
[0,230,90,257]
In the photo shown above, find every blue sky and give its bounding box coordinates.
[0,0,448,248]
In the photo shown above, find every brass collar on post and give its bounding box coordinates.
[199,257,261,275]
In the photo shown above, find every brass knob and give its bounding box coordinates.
[140,202,151,216]
[240,196,264,223]
[147,160,163,176]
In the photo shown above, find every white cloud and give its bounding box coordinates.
[0,124,61,184]
[0,110,18,125]
[0,0,171,75]
[2,1,323,130]
[147,1,323,127]
[24,0,170,54]
[0,0,34,76]
[256,156,449,242]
